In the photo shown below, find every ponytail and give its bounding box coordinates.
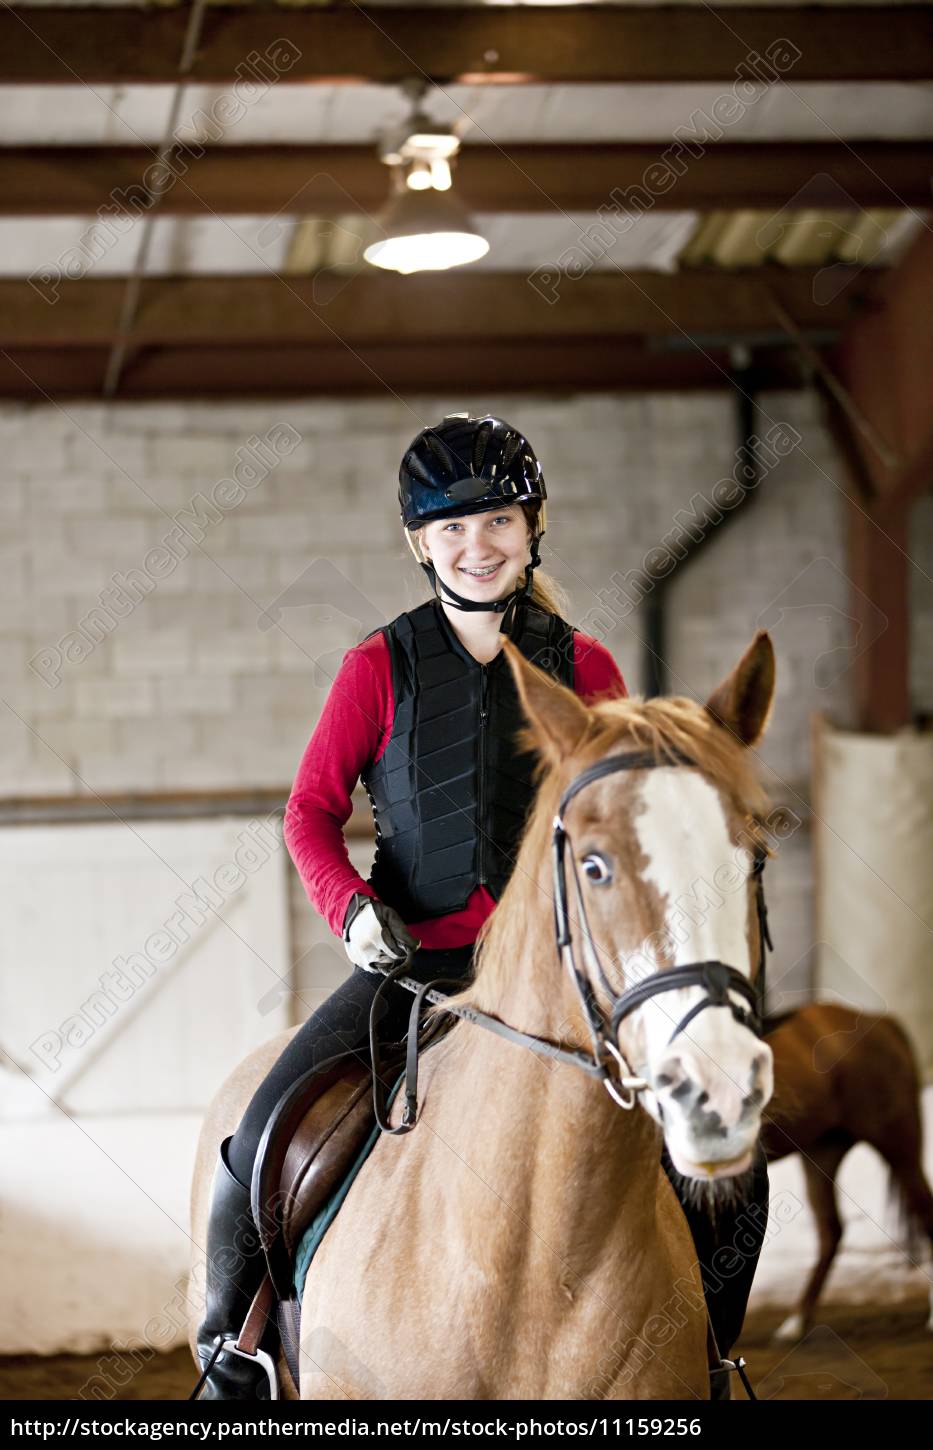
[519,502,571,619]
[525,568,570,619]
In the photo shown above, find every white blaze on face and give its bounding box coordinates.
[634,769,750,976]
[629,768,765,1158]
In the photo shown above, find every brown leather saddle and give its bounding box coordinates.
[237,976,461,1395]
[251,1048,393,1306]
[258,1049,396,1395]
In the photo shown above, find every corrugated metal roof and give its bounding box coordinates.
[679,208,924,269]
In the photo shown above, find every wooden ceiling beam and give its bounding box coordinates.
[1,143,930,216]
[0,341,804,399]
[1,7,930,85]
[0,269,868,349]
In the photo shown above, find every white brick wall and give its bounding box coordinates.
[1,388,900,999]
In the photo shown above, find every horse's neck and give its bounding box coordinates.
[446,967,663,1269]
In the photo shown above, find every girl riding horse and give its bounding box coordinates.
[194,413,770,1397]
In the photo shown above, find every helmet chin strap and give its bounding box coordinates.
[420,535,543,637]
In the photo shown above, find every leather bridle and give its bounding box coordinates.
[551,747,772,1109]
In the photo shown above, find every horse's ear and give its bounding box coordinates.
[704,630,775,747]
[501,637,591,764]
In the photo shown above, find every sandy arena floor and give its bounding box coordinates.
[1,1296,930,1401]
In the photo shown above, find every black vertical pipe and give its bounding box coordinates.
[641,358,760,697]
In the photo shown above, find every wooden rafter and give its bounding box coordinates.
[1,6,930,85]
[1,143,930,217]
[0,341,805,399]
[0,269,869,349]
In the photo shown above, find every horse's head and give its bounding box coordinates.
[495,631,777,1185]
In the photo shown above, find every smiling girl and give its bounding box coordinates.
[194,413,630,1395]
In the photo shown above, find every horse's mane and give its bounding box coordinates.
[448,690,770,1014]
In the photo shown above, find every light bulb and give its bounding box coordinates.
[406,160,432,191]
[429,158,452,191]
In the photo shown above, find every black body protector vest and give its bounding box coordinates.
[360,598,576,921]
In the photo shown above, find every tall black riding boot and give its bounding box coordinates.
[193,1136,274,1400]
[661,1143,770,1398]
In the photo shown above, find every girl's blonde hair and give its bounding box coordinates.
[406,501,571,619]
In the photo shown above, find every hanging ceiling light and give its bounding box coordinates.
[364,182,489,274]
[364,87,489,274]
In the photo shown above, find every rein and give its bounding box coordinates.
[370,746,773,1130]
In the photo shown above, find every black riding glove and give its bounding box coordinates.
[342,893,420,974]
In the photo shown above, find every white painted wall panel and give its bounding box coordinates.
[816,724,933,1081]
[1,818,291,1120]
[0,817,292,1354]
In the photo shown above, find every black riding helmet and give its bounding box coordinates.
[399,413,547,633]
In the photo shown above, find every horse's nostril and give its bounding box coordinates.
[654,1056,684,1092]
[751,1050,770,1079]
[697,1090,709,1107]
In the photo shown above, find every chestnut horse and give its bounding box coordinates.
[762,1002,933,1339]
[190,631,778,1398]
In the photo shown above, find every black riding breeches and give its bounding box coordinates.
[660,1141,770,1359]
[227,941,769,1357]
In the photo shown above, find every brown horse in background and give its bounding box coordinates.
[761,1002,933,1339]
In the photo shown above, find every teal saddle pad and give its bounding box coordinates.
[292,1070,404,1303]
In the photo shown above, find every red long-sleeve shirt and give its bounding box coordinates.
[283,624,627,948]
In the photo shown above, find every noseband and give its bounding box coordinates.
[552,748,772,1109]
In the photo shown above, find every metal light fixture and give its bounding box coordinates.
[364,181,489,274]
[364,84,489,274]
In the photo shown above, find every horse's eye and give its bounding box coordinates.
[582,853,612,884]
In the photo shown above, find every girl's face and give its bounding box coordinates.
[420,505,531,602]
